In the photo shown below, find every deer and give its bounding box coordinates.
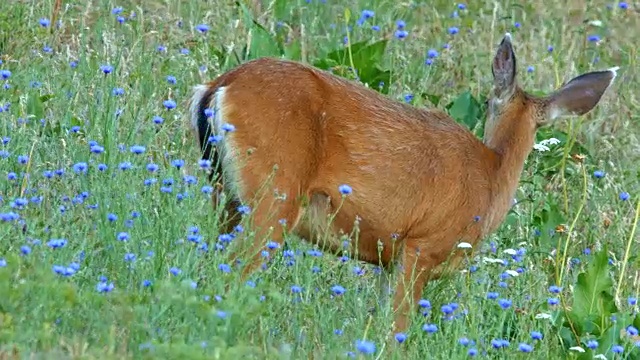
[187,33,618,334]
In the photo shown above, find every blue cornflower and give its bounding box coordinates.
[441,304,454,314]
[218,263,231,273]
[423,323,438,333]
[498,298,512,309]
[163,99,176,110]
[355,340,376,354]
[395,30,408,39]
[331,285,345,295]
[73,162,88,174]
[171,159,185,169]
[130,145,146,154]
[100,64,113,74]
[588,34,600,42]
[339,184,352,195]
[518,343,533,353]
[548,285,562,293]
[97,281,115,293]
[47,239,67,249]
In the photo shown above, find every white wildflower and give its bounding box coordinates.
[535,313,552,320]
[505,270,519,277]
[533,143,550,152]
[534,137,561,152]
[457,242,472,249]
[539,137,561,146]
[482,257,505,265]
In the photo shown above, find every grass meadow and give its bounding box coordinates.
[1,0,639,359]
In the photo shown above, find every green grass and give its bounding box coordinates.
[0,0,639,359]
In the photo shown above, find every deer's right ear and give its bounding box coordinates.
[543,67,618,124]
[492,33,517,101]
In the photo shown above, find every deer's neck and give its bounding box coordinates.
[482,120,536,235]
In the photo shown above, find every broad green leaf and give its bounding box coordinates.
[531,194,565,250]
[566,311,599,335]
[446,91,482,131]
[236,1,282,60]
[41,120,63,138]
[570,248,618,328]
[559,325,579,348]
[26,92,45,119]
[314,39,390,93]
[313,58,339,71]
[283,38,302,61]
[39,94,55,103]
[273,0,290,22]
[420,92,442,107]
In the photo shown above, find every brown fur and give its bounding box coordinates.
[189,34,617,334]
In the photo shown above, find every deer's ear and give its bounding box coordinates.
[543,67,618,124]
[492,33,517,101]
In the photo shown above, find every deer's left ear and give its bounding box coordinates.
[542,67,618,125]
[492,33,517,101]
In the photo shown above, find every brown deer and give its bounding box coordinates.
[188,33,617,333]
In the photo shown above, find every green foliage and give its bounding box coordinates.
[314,39,391,94]
[552,249,640,359]
[530,194,566,252]
[237,1,283,60]
[444,90,487,137]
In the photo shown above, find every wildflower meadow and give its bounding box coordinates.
[0,1,639,359]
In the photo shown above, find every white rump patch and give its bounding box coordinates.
[607,66,620,82]
[189,84,210,133]
[213,87,245,202]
